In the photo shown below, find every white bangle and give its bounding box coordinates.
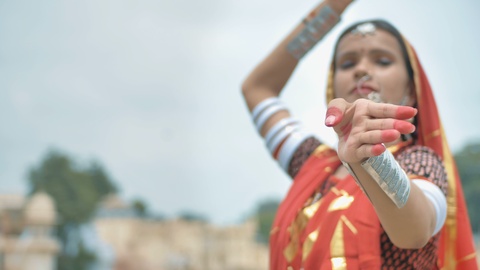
[265,117,299,144]
[267,124,302,155]
[278,129,315,171]
[251,97,282,122]
[255,103,288,132]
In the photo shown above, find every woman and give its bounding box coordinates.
[241,0,478,269]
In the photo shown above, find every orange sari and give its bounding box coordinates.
[269,40,477,269]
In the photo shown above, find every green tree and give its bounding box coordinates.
[28,149,117,270]
[178,211,208,223]
[454,141,480,233]
[252,198,281,244]
[132,198,148,218]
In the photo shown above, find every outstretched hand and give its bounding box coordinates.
[325,98,417,164]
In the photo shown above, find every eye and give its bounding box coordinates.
[339,59,355,70]
[377,57,392,66]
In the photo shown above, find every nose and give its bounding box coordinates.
[354,58,371,81]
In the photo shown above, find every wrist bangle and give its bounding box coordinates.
[343,148,411,208]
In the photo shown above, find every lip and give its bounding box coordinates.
[351,83,377,96]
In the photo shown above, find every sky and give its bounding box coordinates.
[0,0,479,225]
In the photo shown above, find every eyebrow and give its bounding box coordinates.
[336,48,396,60]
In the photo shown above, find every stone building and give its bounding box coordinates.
[0,192,60,270]
[94,195,269,270]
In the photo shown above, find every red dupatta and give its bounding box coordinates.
[269,37,477,269]
[403,42,478,269]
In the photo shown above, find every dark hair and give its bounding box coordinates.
[332,19,414,81]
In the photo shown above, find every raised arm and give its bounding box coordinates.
[242,0,353,136]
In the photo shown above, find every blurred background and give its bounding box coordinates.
[0,0,479,269]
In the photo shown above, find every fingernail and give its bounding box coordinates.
[394,121,415,133]
[395,106,417,119]
[372,144,387,156]
[325,115,336,126]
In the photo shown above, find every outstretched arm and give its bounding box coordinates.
[326,98,446,249]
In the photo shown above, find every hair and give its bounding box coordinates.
[332,19,414,81]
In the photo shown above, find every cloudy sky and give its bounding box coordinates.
[1,0,479,225]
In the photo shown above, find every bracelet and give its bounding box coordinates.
[252,97,282,122]
[342,161,373,203]
[267,123,301,155]
[265,117,299,147]
[343,148,411,208]
[287,5,340,59]
[255,103,288,132]
[362,148,411,208]
[278,129,315,171]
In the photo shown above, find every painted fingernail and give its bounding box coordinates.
[325,107,342,126]
[381,130,399,142]
[325,115,336,126]
[394,121,415,133]
[395,107,417,119]
[372,144,386,156]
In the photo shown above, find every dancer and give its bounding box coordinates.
[241,0,478,268]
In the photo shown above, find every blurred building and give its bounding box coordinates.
[94,195,269,270]
[1,192,479,269]
[0,192,60,270]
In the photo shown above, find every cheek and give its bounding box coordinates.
[380,67,410,99]
[333,72,349,98]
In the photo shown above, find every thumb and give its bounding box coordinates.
[325,98,348,127]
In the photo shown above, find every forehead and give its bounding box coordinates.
[335,29,403,58]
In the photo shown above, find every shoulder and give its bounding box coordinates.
[396,145,444,172]
[396,145,448,195]
[396,145,442,163]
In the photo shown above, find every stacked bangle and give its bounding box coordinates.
[251,97,288,133]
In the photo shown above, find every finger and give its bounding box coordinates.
[355,143,387,159]
[365,119,416,134]
[395,106,418,120]
[358,130,401,145]
[325,98,349,127]
[365,102,417,120]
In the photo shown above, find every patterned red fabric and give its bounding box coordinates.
[397,146,448,195]
[269,147,343,270]
[288,137,322,178]
[269,37,477,269]
[380,231,440,269]
[282,142,450,269]
[380,146,447,269]
[404,44,478,269]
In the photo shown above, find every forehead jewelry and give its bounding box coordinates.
[351,22,376,36]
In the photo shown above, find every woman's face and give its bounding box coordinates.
[333,28,414,105]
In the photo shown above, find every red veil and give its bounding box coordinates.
[269,39,478,269]
[403,41,477,269]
